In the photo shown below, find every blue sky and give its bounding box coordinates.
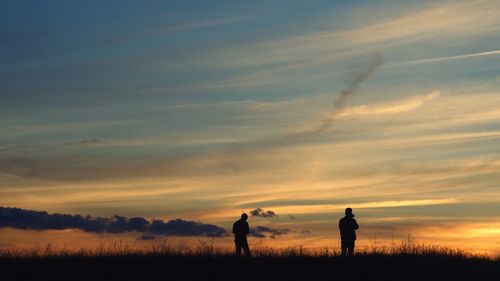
[1,0,500,253]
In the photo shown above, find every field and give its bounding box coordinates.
[1,243,498,281]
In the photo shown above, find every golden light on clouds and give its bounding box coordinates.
[1,0,499,255]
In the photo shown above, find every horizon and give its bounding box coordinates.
[1,0,500,256]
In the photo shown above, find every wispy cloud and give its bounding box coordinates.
[3,90,499,184]
[342,0,499,46]
[250,199,459,216]
[150,16,250,34]
[204,198,460,220]
[172,0,500,93]
[203,0,499,70]
[62,139,101,146]
[336,91,440,118]
[393,49,500,66]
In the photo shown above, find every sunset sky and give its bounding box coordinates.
[1,0,500,254]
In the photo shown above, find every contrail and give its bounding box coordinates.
[393,49,500,66]
[232,55,385,149]
[300,55,384,135]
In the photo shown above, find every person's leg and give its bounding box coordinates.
[242,241,252,258]
[235,241,242,257]
[341,242,347,257]
[347,242,355,256]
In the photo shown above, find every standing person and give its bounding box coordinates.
[339,207,359,257]
[232,213,252,257]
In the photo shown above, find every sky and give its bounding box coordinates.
[1,0,500,254]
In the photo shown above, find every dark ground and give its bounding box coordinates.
[1,254,499,281]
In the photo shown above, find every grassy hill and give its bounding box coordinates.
[1,244,498,281]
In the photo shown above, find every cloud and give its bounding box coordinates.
[0,89,497,193]
[335,91,440,119]
[0,207,227,237]
[394,49,500,66]
[149,218,226,237]
[250,226,290,239]
[249,208,277,218]
[150,16,249,33]
[201,0,499,74]
[167,0,500,96]
[342,1,498,47]
[261,198,459,216]
[5,121,131,138]
[156,99,303,114]
[0,60,382,179]
[62,139,101,146]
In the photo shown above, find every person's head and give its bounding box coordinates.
[241,213,248,221]
[345,208,354,217]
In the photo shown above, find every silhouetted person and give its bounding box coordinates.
[339,207,359,257]
[232,213,251,257]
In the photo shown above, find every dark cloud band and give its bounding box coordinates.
[0,207,227,237]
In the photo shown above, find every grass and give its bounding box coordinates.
[1,242,498,281]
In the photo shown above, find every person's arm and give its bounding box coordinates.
[353,219,359,230]
[232,222,236,234]
[339,219,342,230]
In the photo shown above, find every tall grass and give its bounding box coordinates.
[0,240,496,261]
